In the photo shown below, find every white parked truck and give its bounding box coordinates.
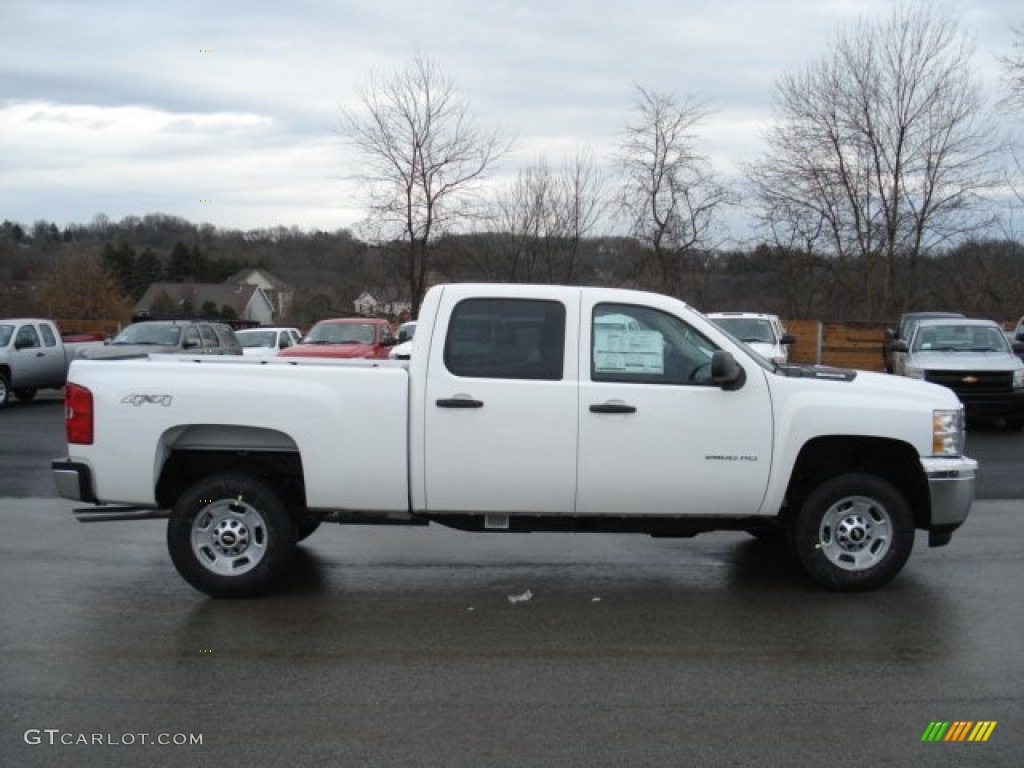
[0,318,103,406]
[52,284,977,597]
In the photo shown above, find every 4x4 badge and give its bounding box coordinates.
[121,394,173,407]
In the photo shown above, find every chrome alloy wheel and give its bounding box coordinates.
[191,498,268,575]
[818,495,892,572]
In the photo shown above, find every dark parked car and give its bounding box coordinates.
[79,320,243,360]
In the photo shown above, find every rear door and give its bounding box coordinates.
[12,323,60,388]
[422,287,579,514]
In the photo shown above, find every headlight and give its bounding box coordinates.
[905,365,925,380]
[1013,369,1024,389]
[933,409,965,456]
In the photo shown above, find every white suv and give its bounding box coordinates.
[707,312,795,365]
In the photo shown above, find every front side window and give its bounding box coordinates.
[445,298,565,380]
[592,303,718,386]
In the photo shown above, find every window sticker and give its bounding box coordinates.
[593,329,664,374]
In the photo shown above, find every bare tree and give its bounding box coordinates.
[39,247,132,321]
[340,53,511,315]
[1000,25,1024,112]
[999,26,1024,212]
[484,150,609,283]
[617,85,731,297]
[747,4,1003,320]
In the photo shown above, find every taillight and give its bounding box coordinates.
[66,383,94,445]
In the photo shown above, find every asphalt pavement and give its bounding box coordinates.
[1,394,1022,767]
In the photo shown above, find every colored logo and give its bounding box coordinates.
[921,721,997,742]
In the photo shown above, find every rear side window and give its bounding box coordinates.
[444,298,565,380]
[199,324,219,348]
[40,324,57,347]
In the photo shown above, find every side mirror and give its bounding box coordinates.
[183,338,201,350]
[780,333,796,345]
[711,350,746,391]
[890,340,909,353]
[14,338,32,351]
[380,336,399,347]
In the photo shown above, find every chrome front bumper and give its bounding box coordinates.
[920,456,977,545]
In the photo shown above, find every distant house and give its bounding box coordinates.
[223,268,294,320]
[134,282,275,325]
[354,291,411,318]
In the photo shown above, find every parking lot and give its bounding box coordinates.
[1,394,1022,767]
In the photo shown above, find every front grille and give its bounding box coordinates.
[925,370,1014,398]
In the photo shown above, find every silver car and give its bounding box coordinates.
[893,318,1024,429]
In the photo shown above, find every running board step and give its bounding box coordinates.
[74,507,170,523]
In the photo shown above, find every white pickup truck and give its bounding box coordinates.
[0,318,103,406]
[52,284,977,597]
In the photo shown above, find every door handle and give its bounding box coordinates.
[589,402,637,414]
[436,397,484,409]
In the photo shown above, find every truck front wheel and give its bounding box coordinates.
[792,473,913,591]
[0,373,10,407]
[167,474,297,598]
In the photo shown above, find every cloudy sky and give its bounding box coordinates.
[1,0,1020,241]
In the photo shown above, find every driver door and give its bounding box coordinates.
[576,300,774,517]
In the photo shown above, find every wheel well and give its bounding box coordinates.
[784,436,930,529]
[156,450,306,514]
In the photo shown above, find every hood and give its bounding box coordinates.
[747,341,784,361]
[778,365,962,408]
[279,343,376,359]
[907,351,1023,372]
[79,343,178,360]
[388,340,413,359]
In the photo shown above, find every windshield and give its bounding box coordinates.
[710,317,776,345]
[0,325,13,347]
[397,322,417,342]
[237,330,277,348]
[305,322,376,345]
[112,324,182,346]
[913,324,1009,353]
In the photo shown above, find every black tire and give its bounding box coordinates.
[295,517,322,542]
[747,528,788,547]
[167,474,297,598]
[13,387,37,402]
[0,373,10,407]
[791,473,913,591]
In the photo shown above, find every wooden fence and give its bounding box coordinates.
[785,320,888,372]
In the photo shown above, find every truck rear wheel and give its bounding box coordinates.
[791,473,913,591]
[167,474,296,598]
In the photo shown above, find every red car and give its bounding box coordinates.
[279,318,397,360]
